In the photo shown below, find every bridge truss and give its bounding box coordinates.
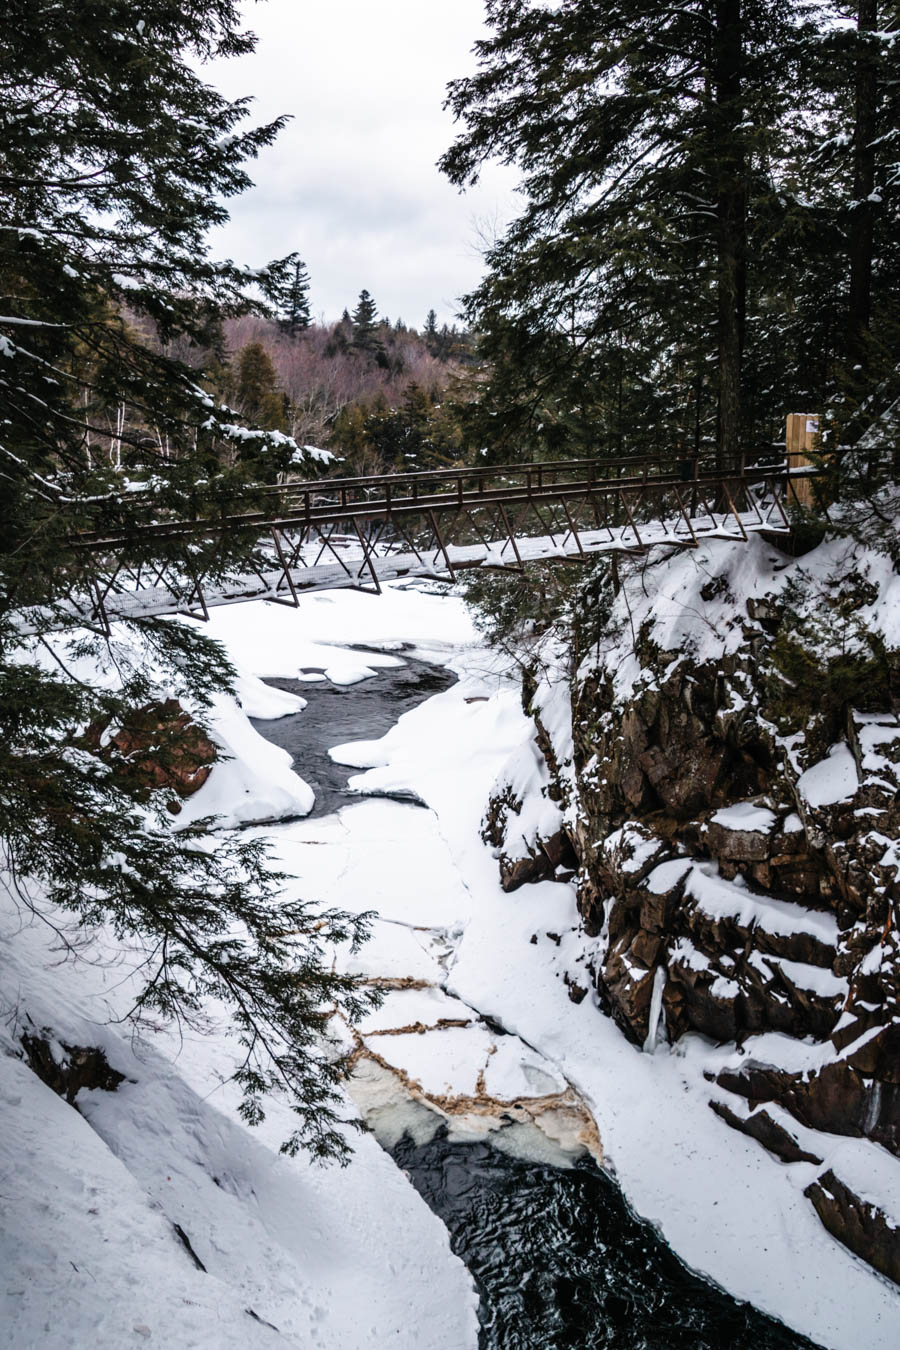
[60,453,814,628]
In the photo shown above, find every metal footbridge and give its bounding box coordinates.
[63,452,816,626]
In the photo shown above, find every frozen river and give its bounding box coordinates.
[251,651,818,1350]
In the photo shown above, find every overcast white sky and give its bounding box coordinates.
[208,1,517,328]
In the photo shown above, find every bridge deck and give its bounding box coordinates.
[62,504,803,632]
[43,453,819,629]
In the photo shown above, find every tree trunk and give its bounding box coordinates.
[713,0,746,469]
[848,0,878,368]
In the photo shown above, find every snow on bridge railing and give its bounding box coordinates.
[40,446,831,632]
[69,450,817,552]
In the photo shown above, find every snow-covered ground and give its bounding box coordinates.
[206,582,899,1350]
[3,578,899,1349]
[0,587,481,1350]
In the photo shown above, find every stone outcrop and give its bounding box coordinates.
[805,1170,900,1287]
[84,698,217,810]
[482,784,576,890]
[22,1031,125,1104]
[714,1056,900,1158]
[708,1100,823,1165]
[484,545,900,1284]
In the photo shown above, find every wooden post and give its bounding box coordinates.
[786,413,819,508]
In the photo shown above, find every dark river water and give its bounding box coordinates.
[250,646,456,818]
[393,1129,820,1350]
[252,651,821,1350]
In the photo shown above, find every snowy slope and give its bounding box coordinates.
[0,620,479,1350]
[0,916,477,1350]
[7,575,899,1350]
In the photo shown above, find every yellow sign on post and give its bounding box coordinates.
[786,413,820,507]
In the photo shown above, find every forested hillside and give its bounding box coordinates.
[127,293,475,473]
[217,307,475,471]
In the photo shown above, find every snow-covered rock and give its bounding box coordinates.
[482,530,900,1299]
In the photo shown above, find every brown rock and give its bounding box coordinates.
[716,1057,900,1157]
[639,740,727,818]
[751,861,772,888]
[843,1022,900,1084]
[631,930,662,967]
[782,1061,869,1136]
[715,1060,789,1106]
[664,960,741,1043]
[706,820,772,863]
[805,1170,900,1287]
[639,888,672,932]
[709,1100,823,1164]
[499,850,552,892]
[541,828,578,870]
[86,699,217,800]
[22,1033,125,1104]
[602,937,657,1043]
[771,865,824,900]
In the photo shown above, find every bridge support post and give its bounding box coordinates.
[720,480,749,539]
[786,413,819,507]
[498,502,525,571]
[181,568,210,622]
[352,517,382,594]
[270,528,300,607]
[672,488,699,546]
[560,499,585,555]
[428,510,456,580]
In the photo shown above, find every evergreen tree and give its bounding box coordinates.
[351,288,380,350]
[441,0,819,462]
[361,384,463,470]
[273,254,312,336]
[0,0,370,1159]
[848,1,880,366]
[804,5,900,425]
[233,341,286,430]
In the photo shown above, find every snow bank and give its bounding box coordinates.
[0,895,478,1349]
[710,801,778,832]
[1,588,487,1349]
[178,689,315,827]
[203,583,478,676]
[797,742,859,808]
[315,584,900,1350]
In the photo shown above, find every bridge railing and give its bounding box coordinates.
[49,450,816,628]
[65,449,822,564]
[264,448,790,507]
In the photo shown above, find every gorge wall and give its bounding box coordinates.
[483,533,900,1288]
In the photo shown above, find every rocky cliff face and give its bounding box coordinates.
[483,534,900,1285]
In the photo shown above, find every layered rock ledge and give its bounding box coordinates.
[483,534,900,1286]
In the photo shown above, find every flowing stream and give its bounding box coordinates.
[251,656,820,1350]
